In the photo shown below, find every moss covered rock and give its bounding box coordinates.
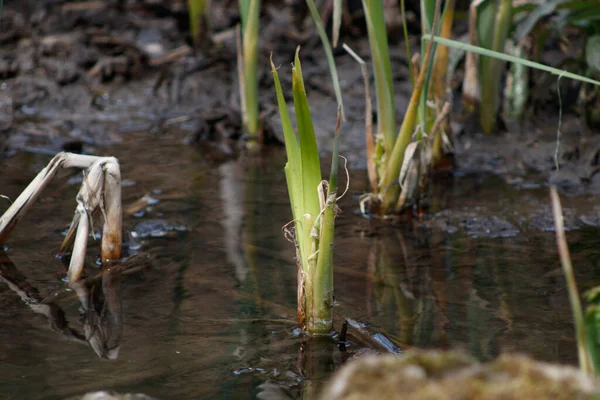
[320,350,600,400]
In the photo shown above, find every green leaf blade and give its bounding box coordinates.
[362,0,396,154]
[425,34,600,86]
[292,49,322,221]
[271,55,303,221]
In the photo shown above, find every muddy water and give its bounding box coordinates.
[1,132,600,399]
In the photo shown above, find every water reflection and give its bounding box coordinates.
[0,249,122,359]
[2,140,599,399]
[357,221,584,365]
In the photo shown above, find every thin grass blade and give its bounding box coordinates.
[292,48,322,222]
[362,0,396,155]
[271,55,302,222]
[242,0,260,136]
[480,0,512,133]
[305,0,345,119]
[400,0,415,87]
[424,35,600,86]
[239,0,249,29]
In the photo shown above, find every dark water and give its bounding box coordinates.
[1,132,600,399]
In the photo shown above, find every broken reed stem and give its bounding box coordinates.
[550,186,593,375]
[0,152,122,283]
[0,153,69,242]
[101,158,123,262]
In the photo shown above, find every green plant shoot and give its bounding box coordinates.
[271,48,341,334]
[238,0,261,140]
[188,0,211,48]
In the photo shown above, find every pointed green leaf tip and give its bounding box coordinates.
[292,47,322,222]
[270,53,302,223]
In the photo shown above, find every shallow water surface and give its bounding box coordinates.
[1,132,600,399]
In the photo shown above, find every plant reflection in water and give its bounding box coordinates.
[0,248,122,359]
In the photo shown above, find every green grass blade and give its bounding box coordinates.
[188,0,211,48]
[271,55,302,222]
[503,41,528,120]
[585,304,600,374]
[305,0,345,119]
[362,0,396,155]
[239,0,249,29]
[292,48,322,222]
[400,0,415,87]
[480,0,512,133]
[424,35,600,86]
[241,0,260,136]
[421,0,436,33]
[418,0,449,137]
[327,108,341,195]
[475,0,498,129]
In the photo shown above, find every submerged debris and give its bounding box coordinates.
[132,219,188,239]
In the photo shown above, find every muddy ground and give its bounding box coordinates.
[0,0,599,214]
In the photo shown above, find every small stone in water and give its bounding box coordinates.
[121,179,137,188]
[133,219,188,238]
[133,210,145,218]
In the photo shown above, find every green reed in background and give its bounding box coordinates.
[238,0,261,145]
[305,0,344,117]
[187,0,211,48]
[356,0,442,215]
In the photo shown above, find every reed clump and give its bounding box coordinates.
[271,48,343,335]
